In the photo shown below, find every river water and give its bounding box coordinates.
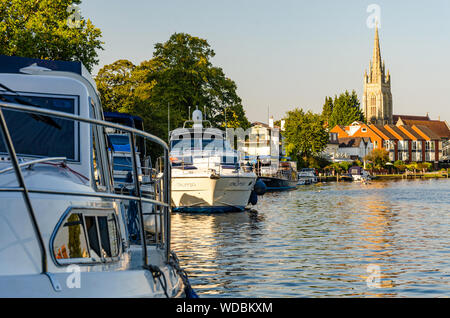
[171,179,450,297]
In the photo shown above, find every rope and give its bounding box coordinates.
[145,264,169,298]
[40,161,89,182]
[169,251,199,298]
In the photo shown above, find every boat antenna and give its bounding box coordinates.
[189,106,191,120]
[167,102,170,143]
[204,105,206,121]
[224,105,229,142]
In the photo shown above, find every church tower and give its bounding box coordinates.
[363,26,393,125]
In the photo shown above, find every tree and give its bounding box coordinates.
[96,59,138,113]
[147,33,250,130]
[95,33,251,159]
[394,160,406,172]
[322,96,334,128]
[0,0,103,72]
[283,108,329,164]
[339,161,352,173]
[364,148,389,171]
[328,90,365,128]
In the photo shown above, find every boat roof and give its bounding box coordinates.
[0,55,97,92]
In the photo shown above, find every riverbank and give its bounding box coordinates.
[317,171,449,182]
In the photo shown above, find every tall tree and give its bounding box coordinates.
[283,108,329,163]
[148,33,250,130]
[95,33,251,158]
[0,0,103,72]
[96,59,137,113]
[328,90,365,128]
[322,96,334,128]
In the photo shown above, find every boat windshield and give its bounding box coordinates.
[171,138,232,152]
[0,94,77,160]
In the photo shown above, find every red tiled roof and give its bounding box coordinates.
[370,124,398,140]
[398,125,424,140]
[385,124,411,140]
[413,125,442,141]
[338,137,371,148]
[400,120,450,139]
[393,114,430,123]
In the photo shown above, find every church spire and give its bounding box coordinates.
[363,24,393,125]
[371,24,383,82]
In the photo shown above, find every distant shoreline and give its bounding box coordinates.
[317,172,449,182]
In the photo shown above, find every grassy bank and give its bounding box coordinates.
[374,173,449,180]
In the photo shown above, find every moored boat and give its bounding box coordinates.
[170,109,257,212]
[0,55,194,298]
[298,168,318,184]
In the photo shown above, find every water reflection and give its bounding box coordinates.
[171,179,450,297]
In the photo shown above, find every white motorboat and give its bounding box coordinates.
[0,55,195,298]
[298,168,318,184]
[170,109,257,212]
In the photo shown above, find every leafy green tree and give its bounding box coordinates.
[95,33,250,160]
[416,162,432,172]
[96,59,138,113]
[339,161,352,173]
[364,148,389,171]
[328,90,365,128]
[322,96,334,127]
[147,33,250,130]
[283,108,329,164]
[394,160,406,172]
[0,0,103,72]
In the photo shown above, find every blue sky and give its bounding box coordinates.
[80,0,450,123]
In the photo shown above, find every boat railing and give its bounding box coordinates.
[0,100,172,275]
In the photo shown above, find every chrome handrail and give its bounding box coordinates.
[0,100,172,268]
[0,157,67,174]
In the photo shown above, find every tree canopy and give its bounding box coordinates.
[96,33,250,147]
[327,90,365,129]
[364,148,389,170]
[321,96,333,127]
[283,108,329,162]
[0,0,103,72]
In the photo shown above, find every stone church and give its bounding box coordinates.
[362,26,393,125]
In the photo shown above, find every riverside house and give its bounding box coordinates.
[330,121,447,167]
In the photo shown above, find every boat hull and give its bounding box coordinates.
[258,176,298,191]
[171,175,256,212]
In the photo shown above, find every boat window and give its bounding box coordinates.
[84,215,101,258]
[53,213,90,260]
[97,215,120,257]
[52,210,121,265]
[0,94,78,160]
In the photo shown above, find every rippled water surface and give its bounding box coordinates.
[171,179,450,297]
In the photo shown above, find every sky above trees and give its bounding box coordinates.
[80,0,450,123]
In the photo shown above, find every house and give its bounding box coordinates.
[337,137,373,161]
[321,132,340,160]
[330,120,446,166]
